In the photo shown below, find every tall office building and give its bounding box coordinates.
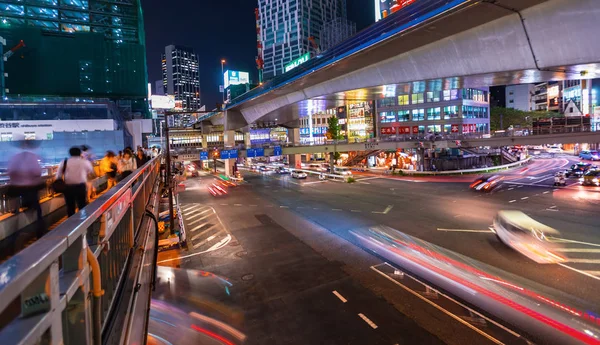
[320,17,356,51]
[161,45,201,111]
[257,0,346,80]
[0,0,148,108]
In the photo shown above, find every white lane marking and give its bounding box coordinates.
[556,248,600,253]
[205,234,216,242]
[186,209,213,220]
[313,208,320,210]
[356,177,380,182]
[437,228,494,233]
[188,215,213,226]
[549,205,557,208]
[357,313,378,329]
[280,206,289,208]
[508,188,514,191]
[564,259,600,264]
[558,263,600,281]
[509,200,517,203]
[233,204,242,206]
[191,224,218,241]
[332,290,347,303]
[332,209,342,211]
[189,222,210,232]
[548,237,600,247]
[543,191,550,194]
[521,197,529,200]
[372,205,394,214]
[370,265,512,344]
[249,204,258,207]
[358,182,371,185]
[220,203,229,206]
[351,210,362,213]
[545,208,559,212]
[302,180,327,185]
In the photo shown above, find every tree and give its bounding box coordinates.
[490,107,560,131]
[327,116,344,174]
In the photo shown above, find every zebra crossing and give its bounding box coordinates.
[180,203,231,253]
[551,237,600,280]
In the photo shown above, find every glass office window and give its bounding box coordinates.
[412,109,425,121]
[444,105,459,119]
[412,93,424,104]
[380,111,396,123]
[427,107,441,120]
[426,91,440,103]
[398,94,409,105]
[378,97,396,107]
[397,110,410,122]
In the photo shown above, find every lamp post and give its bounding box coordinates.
[221,59,226,104]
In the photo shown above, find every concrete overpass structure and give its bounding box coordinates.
[224,0,600,129]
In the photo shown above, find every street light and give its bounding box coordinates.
[221,59,226,103]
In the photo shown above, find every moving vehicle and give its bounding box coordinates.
[274,167,289,174]
[291,171,308,179]
[580,170,600,186]
[207,183,228,197]
[546,145,563,154]
[334,167,352,176]
[579,150,600,161]
[564,162,593,178]
[553,172,566,186]
[493,211,565,264]
[470,175,503,192]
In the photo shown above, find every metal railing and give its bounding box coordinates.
[0,155,162,345]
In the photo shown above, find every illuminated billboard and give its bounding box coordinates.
[150,95,176,109]
[284,53,310,73]
[223,70,250,89]
[375,0,417,21]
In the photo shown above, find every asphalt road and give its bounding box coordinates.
[151,155,600,344]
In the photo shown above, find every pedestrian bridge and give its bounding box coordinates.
[225,0,600,129]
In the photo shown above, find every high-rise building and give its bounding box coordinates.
[155,80,165,96]
[505,84,534,111]
[0,0,148,112]
[320,17,356,51]
[257,0,346,80]
[161,45,201,111]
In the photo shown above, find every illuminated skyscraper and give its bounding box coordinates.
[257,0,346,80]
[162,45,201,111]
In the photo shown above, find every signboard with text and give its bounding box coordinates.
[273,146,282,156]
[284,53,310,73]
[200,151,208,160]
[246,147,265,158]
[224,70,250,89]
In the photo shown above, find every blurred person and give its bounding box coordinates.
[118,150,123,160]
[56,146,95,216]
[7,138,46,238]
[100,151,118,189]
[118,149,137,180]
[135,147,148,168]
[81,145,96,201]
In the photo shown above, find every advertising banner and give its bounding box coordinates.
[284,53,310,73]
[462,124,469,133]
[375,0,417,21]
[469,124,476,132]
[224,70,250,89]
[400,126,411,134]
[380,127,396,135]
[250,128,271,145]
[151,95,175,109]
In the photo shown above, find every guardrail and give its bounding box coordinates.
[352,226,600,345]
[289,168,351,182]
[399,157,532,176]
[0,156,162,345]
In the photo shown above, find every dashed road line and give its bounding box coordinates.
[357,313,378,329]
[280,205,289,209]
[437,228,494,233]
[509,200,517,203]
[332,209,342,211]
[332,290,347,303]
[543,191,550,194]
[351,210,362,213]
[233,204,242,206]
[521,197,529,200]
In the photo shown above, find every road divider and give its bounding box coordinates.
[399,157,532,176]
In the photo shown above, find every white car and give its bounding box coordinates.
[493,211,565,264]
[334,167,352,176]
[546,145,563,154]
[291,171,308,179]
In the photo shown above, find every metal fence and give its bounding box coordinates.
[0,156,162,345]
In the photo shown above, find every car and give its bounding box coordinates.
[334,167,352,176]
[291,171,308,179]
[579,150,600,161]
[580,170,600,186]
[493,211,565,264]
[274,167,289,174]
[546,145,563,154]
[470,175,504,192]
[564,162,593,178]
[207,183,228,197]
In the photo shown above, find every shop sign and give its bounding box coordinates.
[284,53,310,73]
[380,127,396,135]
[451,124,459,133]
[469,124,476,132]
[412,126,419,134]
[462,124,470,133]
[400,126,411,134]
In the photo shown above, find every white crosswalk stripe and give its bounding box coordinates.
[180,203,230,253]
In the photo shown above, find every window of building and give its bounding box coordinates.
[427,125,441,133]
[427,107,441,120]
[398,94,409,105]
[379,111,396,123]
[411,93,424,104]
[397,110,410,122]
[378,97,396,107]
[426,91,440,103]
[412,109,425,121]
[443,106,459,119]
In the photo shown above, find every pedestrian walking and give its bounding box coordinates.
[81,145,96,201]
[118,148,137,180]
[56,146,95,216]
[7,138,46,238]
[100,151,118,189]
[135,147,148,168]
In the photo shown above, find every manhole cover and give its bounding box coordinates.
[235,251,248,257]
[241,274,254,281]
[229,240,240,246]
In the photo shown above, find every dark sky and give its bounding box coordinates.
[142,0,374,108]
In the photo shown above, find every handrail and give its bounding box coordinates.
[399,157,532,175]
[353,226,600,345]
[0,155,162,345]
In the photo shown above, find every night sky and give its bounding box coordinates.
[142,0,374,109]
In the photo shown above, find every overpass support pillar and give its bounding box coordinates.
[288,128,300,146]
[224,130,236,176]
[288,154,302,169]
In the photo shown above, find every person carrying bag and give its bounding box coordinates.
[52,159,68,193]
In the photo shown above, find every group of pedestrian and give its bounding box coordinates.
[6,143,156,240]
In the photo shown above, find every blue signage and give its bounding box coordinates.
[219,149,238,159]
[247,148,265,158]
[200,151,208,160]
[273,146,282,156]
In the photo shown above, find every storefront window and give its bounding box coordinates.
[398,94,409,105]
[427,107,441,120]
[379,111,396,123]
[411,93,424,104]
[443,124,452,134]
[397,110,410,122]
[378,97,396,107]
[418,125,425,134]
[426,91,440,103]
[427,125,441,133]
[443,105,459,119]
[412,109,425,121]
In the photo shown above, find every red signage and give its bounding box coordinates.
[400,126,411,134]
[451,124,459,133]
[462,124,469,133]
[412,126,419,134]
[380,127,396,135]
[469,124,476,132]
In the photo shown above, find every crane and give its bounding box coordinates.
[3,40,25,60]
[308,36,321,56]
[1,39,25,98]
